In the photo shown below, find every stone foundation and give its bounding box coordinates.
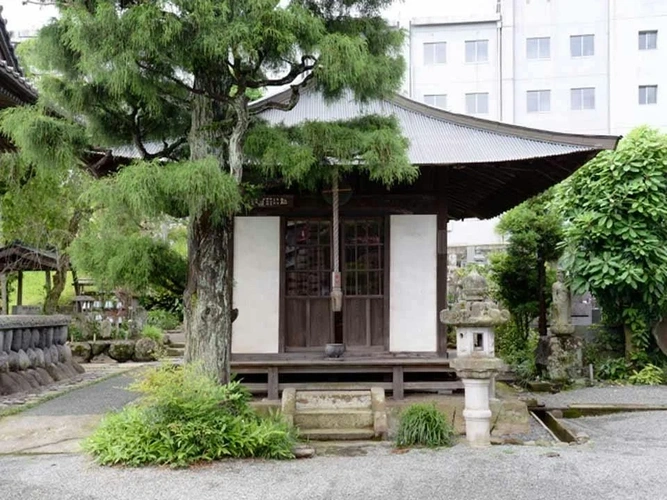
[0,315,84,396]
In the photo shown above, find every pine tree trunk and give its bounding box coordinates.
[44,255,69,314]
[184,211,233,384]
[183,73,246,384]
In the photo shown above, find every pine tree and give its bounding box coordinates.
[8,0,415,383]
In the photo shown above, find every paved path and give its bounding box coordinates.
[0,374,139,454]
[525,385,667,408]
[1,410,666,500]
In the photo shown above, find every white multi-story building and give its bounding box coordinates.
[392,0,667,250]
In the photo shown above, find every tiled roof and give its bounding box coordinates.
[251,87,618,165]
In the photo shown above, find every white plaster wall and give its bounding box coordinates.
[232,217,280,354]
[389,215,437,352]
[447,217,504,247]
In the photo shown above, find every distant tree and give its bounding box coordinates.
[560,127,667,356]
[0,112,90,313]
[12,0,415,384]
[490,191,563,341]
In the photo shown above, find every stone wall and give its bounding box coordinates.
[0,315,84,396]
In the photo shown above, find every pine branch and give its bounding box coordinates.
[249,72,315,115]
[245,56,317,89]
[135,61,231,103]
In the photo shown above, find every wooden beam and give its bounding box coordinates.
[436,168,449,356]
[0,274,7,315]
[17,271,23,307]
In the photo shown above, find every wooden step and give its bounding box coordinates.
[294,409,374,430]
[300,428,376,441]
[295,390,371,411]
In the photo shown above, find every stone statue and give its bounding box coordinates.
[550,271,574,335]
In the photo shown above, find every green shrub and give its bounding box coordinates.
[628,363,666,386]
[141,324,164,343]
[496,324,538,384]
[146,309,181,330]
[395,404,453,448]
[597,357,632,381]
[84,365,296,467]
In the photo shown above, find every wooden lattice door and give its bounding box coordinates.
[342,219,386,350]
[284,218,387,351]
[284,220,333,349]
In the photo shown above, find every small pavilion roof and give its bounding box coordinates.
[0,243,59,274]
[251,87,619,219]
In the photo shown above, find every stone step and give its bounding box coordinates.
[165,347,184,357]
[295,390,372,411]
[300,428,376,441]
[294,409,374,430]
[170,342,186,349]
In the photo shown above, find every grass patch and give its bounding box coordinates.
[7,271,79,309]
[395,403,454,448]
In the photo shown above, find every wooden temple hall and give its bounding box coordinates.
[226,88,619,399]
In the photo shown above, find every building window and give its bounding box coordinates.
[526,37,550,59]
[571,87,595,110]
[465,40,489,63]
[570,34,595,57]
[639,85,658,105]
[465,93,489,114]
[527,90,551,113]
[424,42,446,65]
[424,94,447,109]
[639,30,658,50]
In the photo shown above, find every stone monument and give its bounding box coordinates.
[546,271,582,381]
[440,271,508,447]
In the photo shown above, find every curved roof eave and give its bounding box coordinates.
[249,86,620,165]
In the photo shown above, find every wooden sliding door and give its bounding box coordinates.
[283,217,388,351]
[342,218,386,350]
[284,219,333,349]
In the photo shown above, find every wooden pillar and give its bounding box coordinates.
[392,366,404,400]
[0,274,7,315]
[17,271,23,307]
[72,269,80,296]
[436,168,449,356]
[267,367,279,401]
[45,270,52,293]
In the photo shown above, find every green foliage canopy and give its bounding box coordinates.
[560,127,667,350]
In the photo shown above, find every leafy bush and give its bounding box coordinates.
[496,323,538,384]
[141,324,164,343]
[628,364,666,386]
[146,309,181,331]
[597,357,632,381]
[395,404,453,448]
[84,365,296,467]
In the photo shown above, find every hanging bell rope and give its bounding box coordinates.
[331,169,343,312]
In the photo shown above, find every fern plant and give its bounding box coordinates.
[395,404,454,448]
[628,364,666,386]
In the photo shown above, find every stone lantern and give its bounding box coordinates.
[440,271,508,447]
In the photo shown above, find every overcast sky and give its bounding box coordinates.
[2,0,483,34]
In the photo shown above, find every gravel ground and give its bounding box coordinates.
[22,374,139,417]
[1,410,666,500]
[524,385,667,407]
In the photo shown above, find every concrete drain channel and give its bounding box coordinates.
[530,404,667,444]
